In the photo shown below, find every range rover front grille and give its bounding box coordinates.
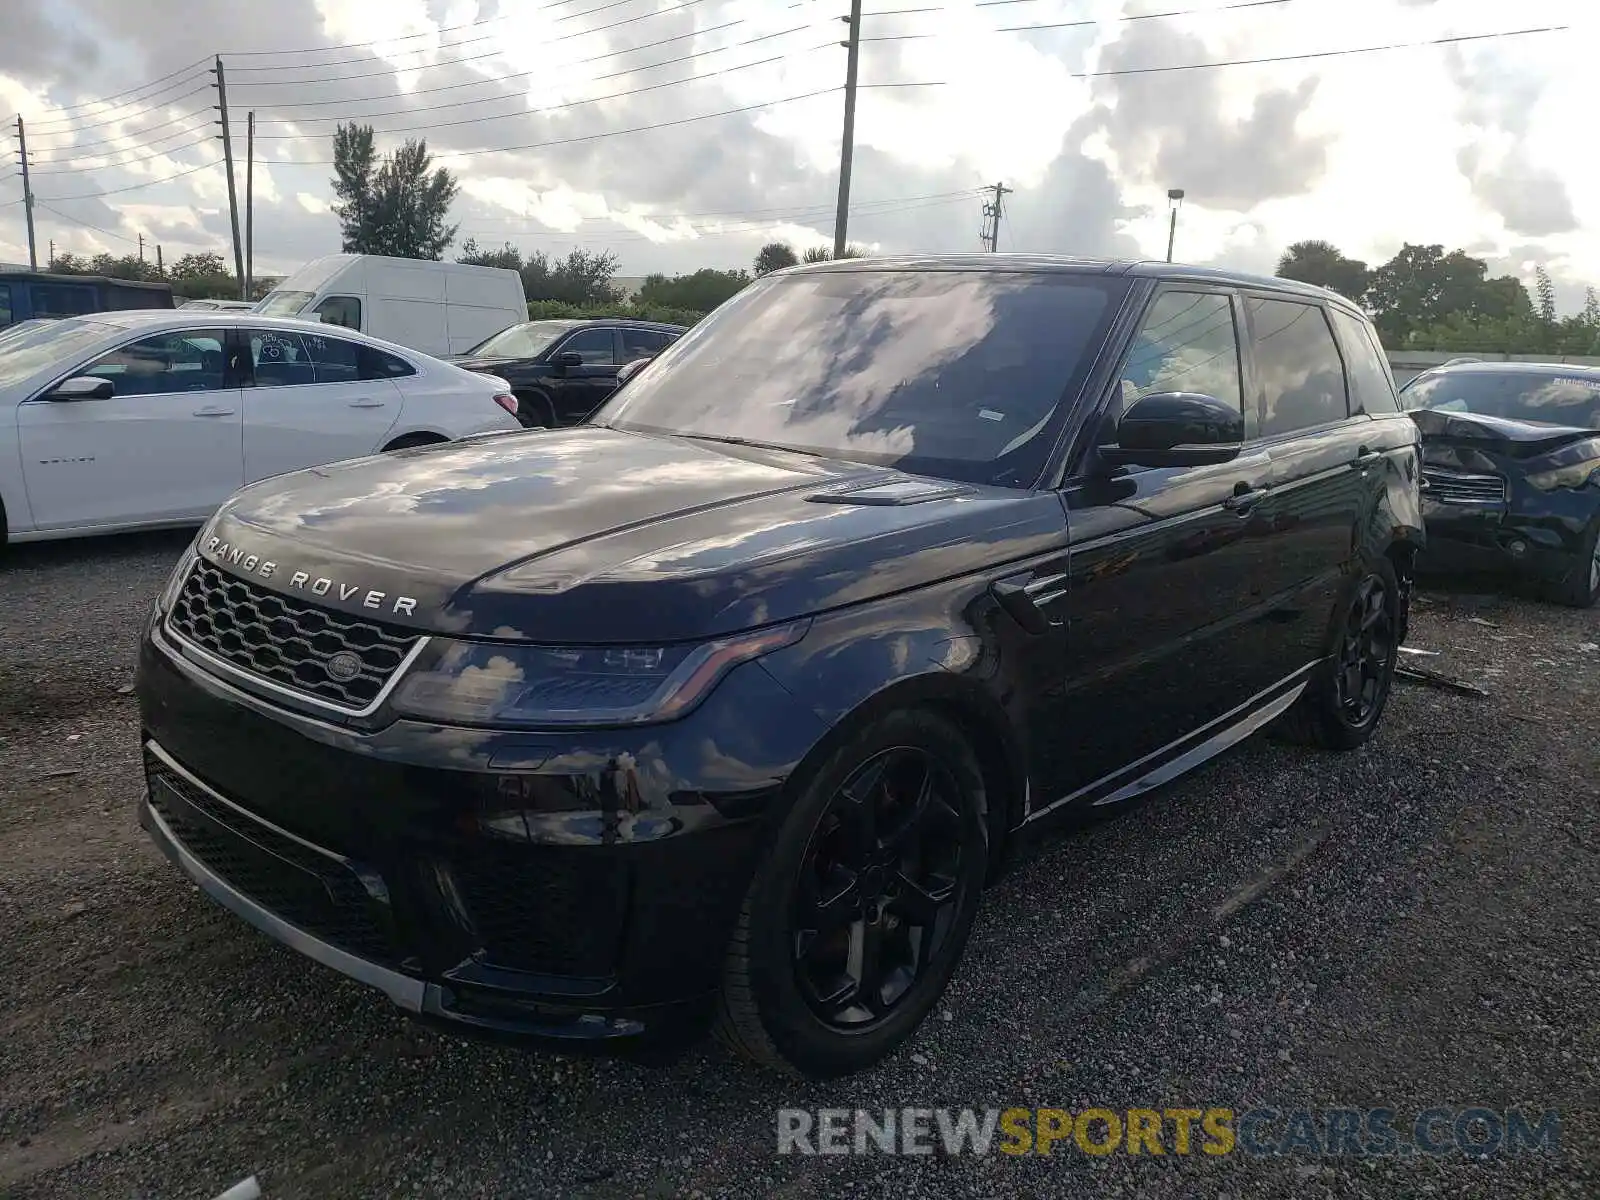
[1422,469,1508,505]
[166,561,422,711]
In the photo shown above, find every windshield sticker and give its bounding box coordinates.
[978,409,1005,421]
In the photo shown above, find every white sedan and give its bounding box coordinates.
[0,311,524,545]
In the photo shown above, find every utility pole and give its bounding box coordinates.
[832,0,863,259]
[14,116,37,270]
[48,238,54,268]
[138,232,145,264]
[156,244,163,275]
[211,56,246,298]
[244,110,254,299]
[980,181,1012,252]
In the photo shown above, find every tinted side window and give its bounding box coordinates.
[1328,309,1399,415]
[315,295,361,330]
[359,345,416,380]
[29,284,96,318]
[1250,299,1349,436]
[1120,291,1242,411]
[299,330,362,383]
[0,282,11,327]
[620,328,668,362]
[248,328,317,387]
[559,327,615,365]
[82,331,229,395]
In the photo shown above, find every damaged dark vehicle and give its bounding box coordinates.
[135,257,1424,1079]
[1402,361,1600,607]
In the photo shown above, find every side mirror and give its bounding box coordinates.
[45,375,115,402]
[1101,391,1243,468]
[551,350,583,369]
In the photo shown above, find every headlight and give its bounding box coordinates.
[389,621,810,728]
[1527,459,1600,491]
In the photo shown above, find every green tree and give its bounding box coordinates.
[330,124,458,259]
[1274,240,1370,302]
[330,123,378,251]
[1365,244,1529,346]
[754,241,798,276]
[521,249,621,306]
[48,252,92,274]
[457,239,524,271]
[168,252,228,280]
[637,268,749,312]
[801,244,869,263]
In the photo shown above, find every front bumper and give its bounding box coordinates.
[1419,488,1599,586]
[136,618,828,1050]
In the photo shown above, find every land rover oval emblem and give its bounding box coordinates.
[326,651,363,683]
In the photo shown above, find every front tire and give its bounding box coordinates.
[716,710,989,1078]
[1546,515,1600,608]
[1272,557,1400,751]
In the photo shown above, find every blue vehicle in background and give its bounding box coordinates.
[0,271,174,330]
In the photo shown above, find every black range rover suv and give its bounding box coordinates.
[136,256,1424,1078]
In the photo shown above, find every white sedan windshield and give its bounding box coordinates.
[0,318,119,389]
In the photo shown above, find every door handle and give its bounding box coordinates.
[348,399,387,408]
[193,406,235,417]
[1349,445,1377,470]
[1222,485,1269,513]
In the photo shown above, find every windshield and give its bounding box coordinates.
[0,317,117,388]
[253,289,316,317]
[1402,370,1600,430]
[467,320,575,358]
[597,270,1124,487]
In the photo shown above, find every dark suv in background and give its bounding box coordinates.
[449,317,686,427]
[1401,360,1600,607]
[0,271,174,329]
[136,256,1422,1079]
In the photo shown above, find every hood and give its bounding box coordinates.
[1410,408,1600,459]
[200,426,1066,643]
[448,354,526,372]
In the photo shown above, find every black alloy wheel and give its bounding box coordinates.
[1334,573,1395,729]
[1271,557,1400,751]
[1548,515,1600,608]
[792,747,967,1029]
[716,710,989,1078]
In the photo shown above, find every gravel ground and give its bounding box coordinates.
[0,531,1595,1200]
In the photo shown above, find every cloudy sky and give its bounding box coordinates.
[0,0,1592,304]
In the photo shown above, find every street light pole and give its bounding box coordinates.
[1165,188,1185,263]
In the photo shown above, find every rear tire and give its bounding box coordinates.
[1545,516,1600,608]
[382,432,449,452]
[1272,556,1400,751]
[715,710,989,1078]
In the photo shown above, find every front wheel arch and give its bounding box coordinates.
[772,674,1024,880]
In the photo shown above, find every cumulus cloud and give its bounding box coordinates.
[0,0,1589,304]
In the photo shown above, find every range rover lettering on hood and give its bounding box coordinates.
[203,536,419,617]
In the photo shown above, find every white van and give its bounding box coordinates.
[253,254,526,357]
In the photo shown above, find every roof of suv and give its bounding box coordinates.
[786,253,1356,309]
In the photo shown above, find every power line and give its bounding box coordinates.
[34,159,220,202]
[28,123,214,173]
[24,83,215,137]
[230,0,719,83]
[32,200,142,247]
[255,42,837,140]
[268,85,944,166]
[862,0,1292,40]
[27,107,214,157]
[250,23,823,123]
[24,56,212,119]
